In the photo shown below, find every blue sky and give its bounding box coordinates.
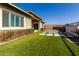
[15,3,79,24]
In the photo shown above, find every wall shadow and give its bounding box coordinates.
[59,31,76,56]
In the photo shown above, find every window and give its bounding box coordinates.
[2,10,9,27]
[2,10,24,27]
[16,15,20,26]
[11,13,15,26]
[21,17,24,27]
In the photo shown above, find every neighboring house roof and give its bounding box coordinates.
[65,21,79,26]
[26,11,42,20]
[26,10,44,23]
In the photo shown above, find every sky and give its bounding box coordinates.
[15,3,79,24]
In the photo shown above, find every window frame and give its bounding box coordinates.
[11,12,15,27]
[15,15,20,27]
[20,16,24,27]
[2,9,9,27]
[2,9,24,28]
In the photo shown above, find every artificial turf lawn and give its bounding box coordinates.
[0,32,73,56]
[63,37,79,56]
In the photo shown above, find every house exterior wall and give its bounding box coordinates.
[36,21,44,31]
[77,26,79,29]
[0,4,32,30]
[39,21,44,29]
[65,25,79,37]
[24,17,32,29]
[0,6,2,29]
[65,25,77,32]
[39,22,42,29]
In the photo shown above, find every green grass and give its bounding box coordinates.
[0,32,73,56]
[63,37,79,56]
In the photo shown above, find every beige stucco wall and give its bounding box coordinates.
[0,4,32,30]
[38,21,44,31]
[0,6,2,29]
[39,22,43,29]
[39,21,44,29]
[24,17,32,29]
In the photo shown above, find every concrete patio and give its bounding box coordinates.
[40,30,60,36]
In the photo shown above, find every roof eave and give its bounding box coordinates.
[7,3,31,17]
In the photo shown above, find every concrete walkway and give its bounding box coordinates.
[40,30,60,36]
